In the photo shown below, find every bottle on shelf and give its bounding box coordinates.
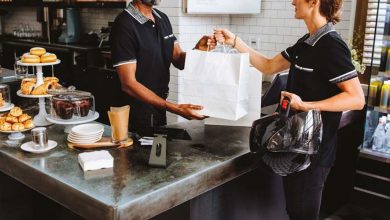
[372,116,387,151]
[379,80,390,111]
[383,114,390,154]
[369,77,383,107]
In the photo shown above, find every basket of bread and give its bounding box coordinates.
[21,47,57,64]
[20,77,62,95]
[0,107,34,132]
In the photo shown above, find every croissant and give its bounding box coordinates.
[21,78,37,87]
[31,83,47,95]
[18,113,31,123]
[5,115,18,123]
[23,119,34,129]
[12,122,25,131]
[10,107,23,117]
[0,122,11,131]
[31,80,60,95]
[44,77,59,83]
[21,82,35,95]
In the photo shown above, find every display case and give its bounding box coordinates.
[355,0,390,204]
[362,0,390,162]
[48,90,95,121]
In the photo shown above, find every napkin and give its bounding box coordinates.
[107,105,130,143]
[78,150,114,171]
[139,137,154,146]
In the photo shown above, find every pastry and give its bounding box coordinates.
[44,77,59,83]
[30,83,47,95]
[0,116,5,124]
[21,54,40,63]
[53,100,74,119]
[29,47,46,56]
[0,93,4,107]
[0,122,11,131]
[74,99,91,117]
[10,107,23,117]
[21,78,37,85]
[11,122,25,131]
[40,53,57,63]
[18,113,31,123]
[5,115,18,123]
[31,80,59,95]
[21,81,35,95]
[23,119,34,129]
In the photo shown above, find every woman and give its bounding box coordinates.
[214,0,365,219]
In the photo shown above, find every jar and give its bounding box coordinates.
[0,84,11,108]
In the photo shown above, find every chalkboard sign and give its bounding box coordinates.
[184,0,261,14]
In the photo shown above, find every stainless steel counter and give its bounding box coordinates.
[0,121,258,220]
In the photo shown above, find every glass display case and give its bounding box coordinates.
[351,1,390,207]
[48,90,95,121]
[362,0,390,161]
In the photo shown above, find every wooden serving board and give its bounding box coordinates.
[67,137,133,150]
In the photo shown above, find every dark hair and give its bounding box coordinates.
[308,0,343,24]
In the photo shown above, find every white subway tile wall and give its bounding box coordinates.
[1,0,354,124]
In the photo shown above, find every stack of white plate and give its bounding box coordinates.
[67,123,104,144]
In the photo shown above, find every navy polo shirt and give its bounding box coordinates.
[110,4,177,97]
[281,23,358,167]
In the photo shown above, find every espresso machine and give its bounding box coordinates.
[58,8,81,44]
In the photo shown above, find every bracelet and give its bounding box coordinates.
[232,35,237,48]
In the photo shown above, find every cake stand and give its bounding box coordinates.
[16,60,61,126]
[0,126,34,142]
[0,103,15,112]
[46,111,100,133]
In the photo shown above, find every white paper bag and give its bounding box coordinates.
[204,67,262,126]
[179,50,250,121]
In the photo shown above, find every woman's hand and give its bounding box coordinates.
[194,35,216,51]
[214,28,236,46]
[280,91,307,111]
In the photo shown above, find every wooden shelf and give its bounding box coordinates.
[360,148,390,163]
[0,1,126,8]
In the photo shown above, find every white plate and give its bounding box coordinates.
[17,59,61,66]
[71,123,104,135]
[0,103,15,112]
[17,90,52,98]
[68,133,103,140]
[67,136,101,144]
[46,112,99,125]
[20,140,58,154]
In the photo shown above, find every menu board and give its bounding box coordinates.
[185,0,261,14]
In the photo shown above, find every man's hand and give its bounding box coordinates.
[194,35,216,51]
[173,104,208,120]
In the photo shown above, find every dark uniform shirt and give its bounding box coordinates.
[110,4,177,135]
[281,23,358,167]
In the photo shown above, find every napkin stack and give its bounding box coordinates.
[78,150,113,171]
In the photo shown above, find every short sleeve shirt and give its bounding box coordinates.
[281,23,357,167]
[110,4,177,96]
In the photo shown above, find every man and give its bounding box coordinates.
[110,0,215,135]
